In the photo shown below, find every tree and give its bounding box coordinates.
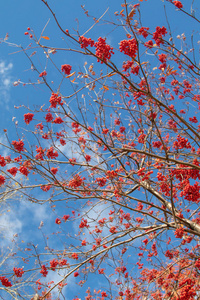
[0,0,200,299]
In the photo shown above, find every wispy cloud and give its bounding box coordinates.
[0,206,22,246]
[0,60,13,108]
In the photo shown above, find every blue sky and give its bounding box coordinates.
[0,0,200,299]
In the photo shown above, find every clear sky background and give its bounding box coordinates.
[0,0,199,299]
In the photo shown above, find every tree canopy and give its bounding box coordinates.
[0,0,200,299]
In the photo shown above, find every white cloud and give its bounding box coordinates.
[0,62,12,75]
[19,200,51,223]
[0,61,13,108]
[43,268,75,300]
[0,194,54,250]
[0,207,22,245]
[0,135,10,157]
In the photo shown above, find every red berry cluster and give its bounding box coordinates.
[94,37,114,63]
[12,140,24,152]
[173,1,183,9]
[61,64,72,75]
[119,38,138,58]
[0,276,12,287]
[153,26,167,46]
[24,27,32,38]
[79,36,94,48]
[49,92,63,108]
[24,113,34,124]
[13,267,24,277]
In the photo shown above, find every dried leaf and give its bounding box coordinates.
[48,49,57,54]
[128,8,136,20]
[107,72,116,77]
[170,70,177,75]
[66,71,76,78]
[30,51,36,57]
[41,36,50,40]
[4,33,9,41]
